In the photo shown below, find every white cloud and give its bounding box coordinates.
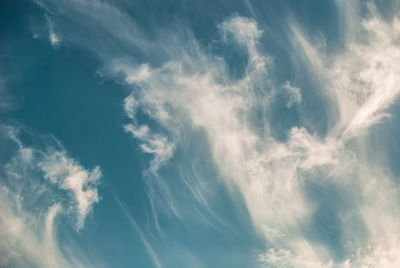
[114,197,162,268]
[118,10,400,266]
[124,123,174,172]
[95,13,340,266]
[30,0,400,266]
[0,126,102,267]
[0,194,69,268]
[125,64,151,83]
[290,3,400,140]
[283,81,302,108]
[46,15,61,48]
[49,31,60,47]
[105,15,328,264]
[123,94,138,119]
[219,15,268,72]
[4,127,102,229]
[39,151,102,228]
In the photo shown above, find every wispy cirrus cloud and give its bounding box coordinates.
[38,150,102,228]
[117,7,400,265]
[0,126,102,267]
[27,0,400,266]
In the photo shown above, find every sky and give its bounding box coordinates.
[1,0,400,267]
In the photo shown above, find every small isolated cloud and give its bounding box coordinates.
[49,30,60,47]
[45,15,61,48]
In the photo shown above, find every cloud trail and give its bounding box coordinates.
[45,14,61,48]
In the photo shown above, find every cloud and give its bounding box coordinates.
[114,196,162,268]
[124,123,174,172]
[29,0,400,266]
[0,194,67,268]
[104,14,333,265]
[45,15,61,48]
[118,8,400,266]
[95,8,400,266]
[39,151,102,228]
[290,2,400,140]
[283,81,302,108]
[0,126,102,267]
[5,127,102,229]
[219,15,268,72]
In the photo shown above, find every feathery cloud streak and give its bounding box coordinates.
[19,0,400,266]
[0,126,102,267]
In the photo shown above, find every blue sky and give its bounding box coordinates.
[1,0,400,267]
